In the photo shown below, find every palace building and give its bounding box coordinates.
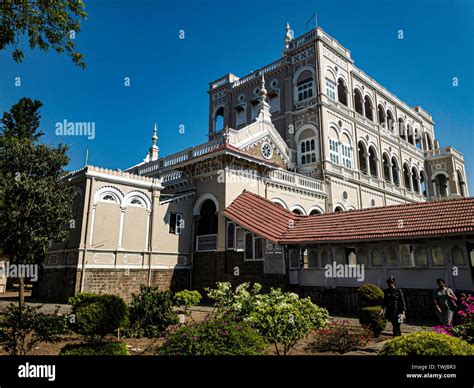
[34,25,473,318]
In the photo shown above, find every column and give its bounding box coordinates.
[117,206,126,250]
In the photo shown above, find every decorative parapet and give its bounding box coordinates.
[424,146,464,162]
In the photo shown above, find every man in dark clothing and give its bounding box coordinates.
[382,276,407,337]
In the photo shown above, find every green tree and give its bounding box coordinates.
[0,0,87,68]
[0,97,75,311]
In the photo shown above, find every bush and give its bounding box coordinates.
[380,332,474,356]
[0,304,68,355]
[312,320,370,354]
[69,293,129,343]
[60,341,129,355]
[124,286,178,338]
[359,306,387,337]
[247,289,329,355]
[206,282,262,318]
[358,284,384,307]
[174,290,202,313]
[433,293,473,344]
[159,318,266,355]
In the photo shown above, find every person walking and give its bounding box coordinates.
[382,276,406,337]
[433,279,457,325]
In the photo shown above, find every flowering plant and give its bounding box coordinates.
[433,293,473,344]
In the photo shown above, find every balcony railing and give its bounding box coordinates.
[424,146,464,161]
[295,97,317,110]
[268,170,325,195]
[196,234,218,252]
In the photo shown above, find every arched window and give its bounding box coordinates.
[292,208,303,215]
[400,245,412,267]
[320,249,331,267]
[102,194,116,202]
[269,92,280,113]
[398,118,406,140]
[309,208,322,215]
[414,246,428,266]
[420,171,428,197]
[382,153,391,183]
[386,110,394,132]
[296,70,315,102]
[407,124,414,144]
[457,170,466,196]
[358,141,367,174]
[364,96,373,121]
[197,199,218,235]
[391,157,400,186]
[371,248,383,267]
[451,245,465,265]
[431,246,445,266]
[415,128,422,149]
[412,167,420,193]
[334,247,345,264]
[386,246,398,266]
[214,107,224,132]
[308,249,318,268]
[403,163,411,190]
[337,78,348,105]
[334,206,344,213]
[235,106,246,126]
[129,197,145,207]
[297,127,317,165]
[435,174,449,197]
[368,146,378,178]
[289,249,300,269]
[356,248,368,265]
[378,104,386,127]
[354,89,363,115]
[425,133,433,151]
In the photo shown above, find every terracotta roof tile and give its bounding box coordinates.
[223,191,474,244]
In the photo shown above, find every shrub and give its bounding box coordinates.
[60,341,129,355]
[69,293,129,343]
[380,332,474,356]
[247,289,329,355]
[433,294,473,344]
[125,286,178,338]
[0,304,68,355]
[359,306,387,337]
[159,318,266,355]
[311,320,370,354]
[358,284,384,307]
[206,282,262,318]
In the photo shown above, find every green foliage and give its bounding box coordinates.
[358,284,384,307]
[247,289,329,355]
[380,332,474,356]
[124,286,178,338]
[0,98,75,272]
[173,290,202,309]
[0,0,87,68]
[0,303,67,355]
[69,293,129,343]
[311,320,370,354]
[159,318,266,356]
[359,306,387,337]
[206,282,263,318]
[60,341,129,356]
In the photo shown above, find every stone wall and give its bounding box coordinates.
[34,267,191,302]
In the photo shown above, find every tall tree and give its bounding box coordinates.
[0,0,87,68]
[0,98,75,311]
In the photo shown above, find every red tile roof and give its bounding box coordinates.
[223,191,474,244]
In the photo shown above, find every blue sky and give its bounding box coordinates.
[0,0,473,192]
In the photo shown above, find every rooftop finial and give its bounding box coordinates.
[259,74,267,99]
[146,123,159,162]
[152,122,158,145]
[285,22,294,50]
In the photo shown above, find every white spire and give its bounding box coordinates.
[285,22,294,50]
[147,123,159,162]
[257,74,271,123]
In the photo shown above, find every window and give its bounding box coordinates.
[334,247,345,265]
[391,157,400,186]
[337,79,347,105]
[431,247,445,266]
[102,194,116,202]
[235,106,246,126]
[383,154,391,183]
[386,110,394,132]
[227,222,235,250]
[386,247,398,266]
[289,249,300,269]
[214,107,224,132]
[358,142,367,174]
[325,79,336,100]
[371,248,383,267]
[308,249,318,268]
[414,246,428,267]
[378,105,386,127]
[169,213,183,235]
[420,171,428,197]
[356,248,368,266]
[451,245,465,265]
[269,93,280,113]
[297,80,314,101]
[354,89,363,115]
[129,197,144,207]
[235,227,244,251]
[364,96,373,121]
[368,146,377,178]
[321,250,331,267]
[301,139,316,165]
[341,144,352,169]
[412,168,420,193]
[244,232,264,260]
[329,138,339,164]
[400,245,413,267]
[403,164,411,190]
[398,118,406,140]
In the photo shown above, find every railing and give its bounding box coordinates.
[196,234,217,252]
[288,29,317,50]
[231,58,287,89]
[268,170,325,195]
[295,97,317,110]
[424,146,464,161]
[160,170,185,184]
